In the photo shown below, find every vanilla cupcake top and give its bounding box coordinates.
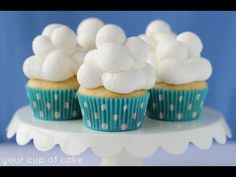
[156,32,212,85]
[77,18,104,52]
[23,24,85,82]
[77,24,156,94]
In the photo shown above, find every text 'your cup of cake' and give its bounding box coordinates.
[77,23,156,131]
[142,20,212,121]
[23,24,85,121]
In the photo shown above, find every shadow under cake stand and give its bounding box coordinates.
[7,105,231,166]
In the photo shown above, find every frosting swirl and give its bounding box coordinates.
[142,20,212,84]
[77,24,156,94]
[23,24,85,82]
[156,32,212,84]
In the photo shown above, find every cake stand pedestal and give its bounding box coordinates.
[7,105,231,166]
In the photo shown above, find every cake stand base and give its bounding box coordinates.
[100,149,143,166]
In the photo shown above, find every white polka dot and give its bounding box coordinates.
[177,113,183,120]
[84,101,88,107]
[192,111,197,118]
[46,103,51,110]
[81,109,85,115]
[159,95,163,101]
[140,102,144,109]
[33,101,37,108]
[169,104,174,111]
[152,102,156,109]
[121,124,128,130]
[87,120,91,127]
[54,112,61,119]
[196,94,201,100]
[187,103,192,110]
[179,96,183,102]
[123,104,128,112]
[36,93,40,100]
[54,94,59,101]
[101,104,106,111]
[113,114,118,121]
[132,113,137,120]
[101,123,108,130]
[159,112,164,119]
[73,93,77,99]
[39,111,44,118]
[71,111,77,117]
[64,102,69,109]
[200,101,204,108]
[94,112,99,120]
[26,92,30,98]
[137,121,142,127]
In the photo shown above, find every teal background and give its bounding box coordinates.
[0,11,235,141]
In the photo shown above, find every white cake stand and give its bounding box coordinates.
[6,105,231,166]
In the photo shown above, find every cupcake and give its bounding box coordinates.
[143,21,212,121]
[23,24,85,121]
[77,24,156,131]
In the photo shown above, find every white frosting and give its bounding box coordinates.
[145,20,172,37]
[125,37,149,64]
[139,35,159,81]
[95,24,126,48]
[23,24,85,82]
[142,20,212,84]
[77,25,155,94]
[177,32,203,57]
[96,43,136,72]
[156,32,212,84]
[77,18,126,51]
[102,64,155,94]
[154,33,176,44]
[77,18,104,52]
[140,20,176,82]
[158,58,212,84]
[156,40,189,62]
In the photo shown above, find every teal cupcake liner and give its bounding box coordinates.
[77,92,150,132]
[26,86,82,121]
[147,88,208,121]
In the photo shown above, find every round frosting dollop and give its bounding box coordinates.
[156,31,212,84]
[23,24,85,82]
[142,20,176,50]
[95,24,126,48]
[77,18,105,52]
[140,20,176,81]
[77,24,156,94]
[145,20,172,37]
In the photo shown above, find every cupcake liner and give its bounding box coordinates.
[77,92,150,132]
[147,88,208,121]
[26,86,82,121]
